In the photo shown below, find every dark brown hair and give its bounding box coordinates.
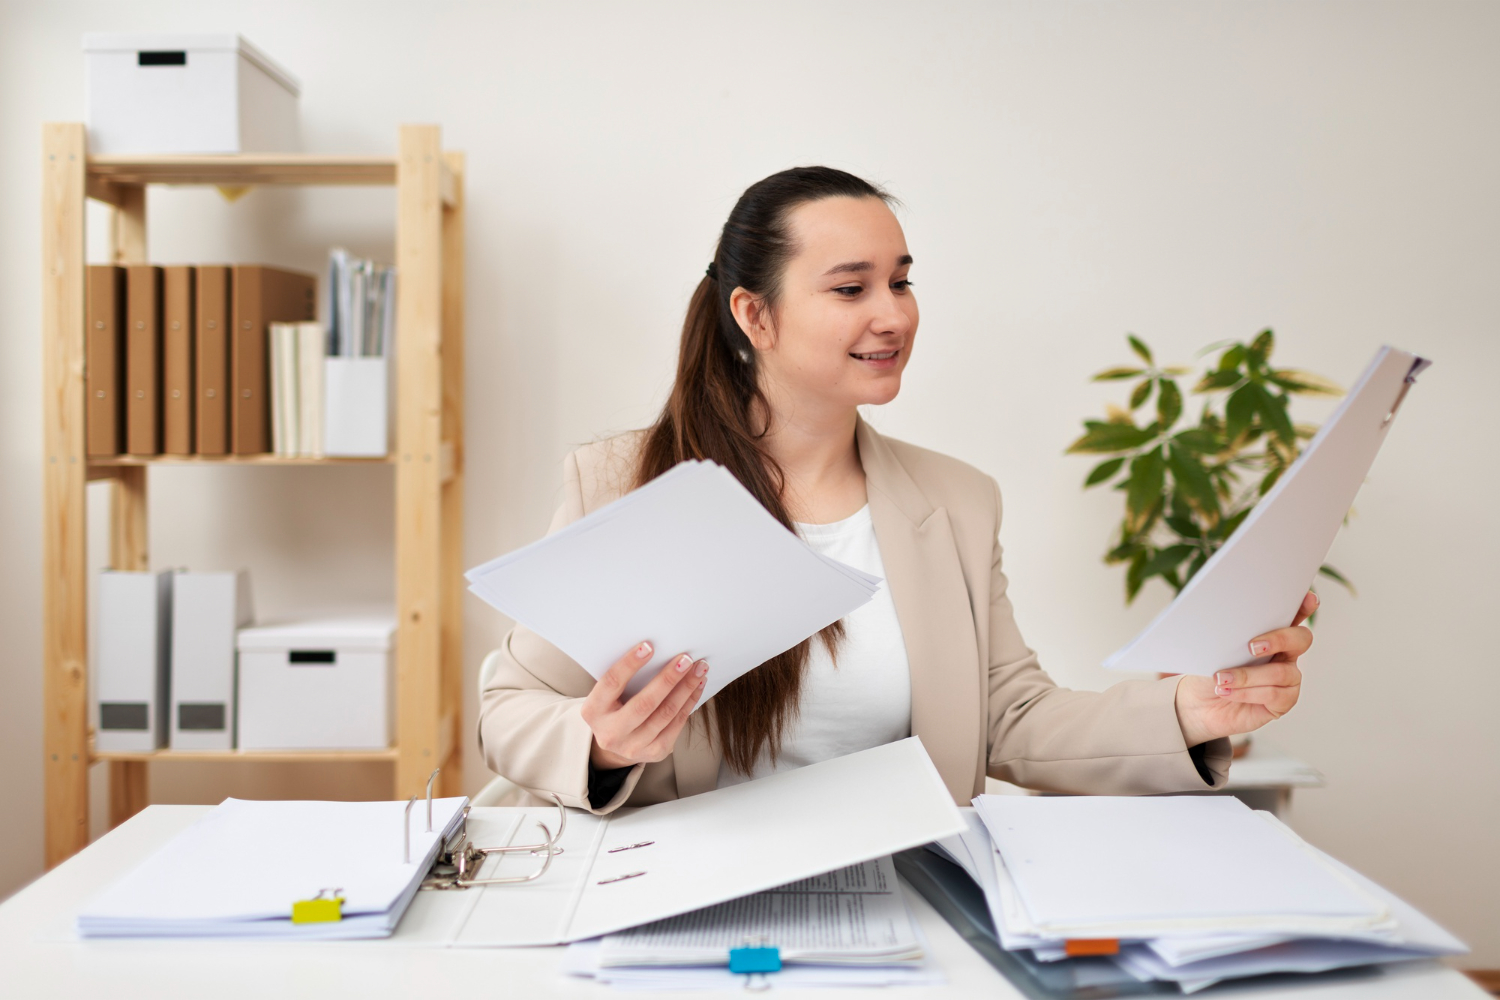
[635,166,893,774]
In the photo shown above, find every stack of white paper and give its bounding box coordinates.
[78,796,467,940]
[466,460,882,702]
[939,796,1466,993]
[565,856,942,990]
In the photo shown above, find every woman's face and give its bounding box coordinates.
[736,196,918,416]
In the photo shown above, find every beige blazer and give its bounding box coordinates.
[478,418,1230,813]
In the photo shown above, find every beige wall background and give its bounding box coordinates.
[1,0,1496,966]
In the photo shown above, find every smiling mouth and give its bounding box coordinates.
[851,350,899,360]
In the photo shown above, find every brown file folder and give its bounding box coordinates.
[230,266,316,455]
[125,265,164,456]
[162,266,196,455]
[195,266,231,455]
[86,265,126,456]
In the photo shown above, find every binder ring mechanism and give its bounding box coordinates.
[419,769,568,891]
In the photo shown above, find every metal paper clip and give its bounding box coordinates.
[420,793,567,890]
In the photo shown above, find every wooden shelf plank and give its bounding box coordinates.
[93,748,399,764]
[88,454,394,467]
[87,154,397,187]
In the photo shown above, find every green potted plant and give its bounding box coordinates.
[1068,329,1353,606]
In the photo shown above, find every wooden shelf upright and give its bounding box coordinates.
[39,124,467,867]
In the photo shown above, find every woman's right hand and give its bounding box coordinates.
[581,641,708,770]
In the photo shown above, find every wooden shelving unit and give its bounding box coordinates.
[40,124,466,867]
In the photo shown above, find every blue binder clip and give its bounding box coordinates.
[729,942,780,990]
[728,946,781,975]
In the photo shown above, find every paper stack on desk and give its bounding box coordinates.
[564,856,942,990]
[78,796,468,940]
[466,459,882,703]
[934,796,1465,994]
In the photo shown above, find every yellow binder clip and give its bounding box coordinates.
[291,888,344,924]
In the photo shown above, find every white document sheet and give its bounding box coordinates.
[466,460,881,703]
[596,855,922,967]
[1105,346,1430,675]
[77,796,468,939]
[973,796,1390,938]
[437,738,965,947]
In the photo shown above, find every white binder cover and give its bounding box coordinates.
[465,460,881,704]
[95,570,173,753]
[170,570,253,750]
[1105,346,1430,676]
[399,737,965,947]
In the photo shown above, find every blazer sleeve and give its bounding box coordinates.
[475,450,650,814]
[983,478,1232,793]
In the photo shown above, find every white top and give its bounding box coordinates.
[718,505,912,788]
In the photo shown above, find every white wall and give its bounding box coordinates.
[2,0,1496,965]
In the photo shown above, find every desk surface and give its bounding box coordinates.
[0,806,1481,1000]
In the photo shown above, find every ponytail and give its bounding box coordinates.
[635,166,891,774]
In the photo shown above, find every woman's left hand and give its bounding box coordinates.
[1174,591,1317,747]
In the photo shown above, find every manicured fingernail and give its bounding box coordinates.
[1310,593,1320,605]
[635,642,652,659]
[675,654,692,672]
[696,661,709,677]
[1215,672,1232,687]
[1250,641,1270,656]
[1215,685,1231,696]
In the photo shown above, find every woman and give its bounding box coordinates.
[478,166,1312,812]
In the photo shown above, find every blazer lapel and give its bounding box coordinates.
[858,418,985,802]
[672,708,720,798]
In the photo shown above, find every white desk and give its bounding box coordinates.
[0,806,1482,999]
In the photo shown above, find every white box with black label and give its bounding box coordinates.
[83,33,300,155]
[95,570,173,753]
[236,616,394,750]
[170,570,254,750]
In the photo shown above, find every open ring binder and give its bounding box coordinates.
[419,778,567,891]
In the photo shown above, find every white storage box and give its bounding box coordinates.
[323,356,390,457]
[84,33,300,155]
[236,616,394,750]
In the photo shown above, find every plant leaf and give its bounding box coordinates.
[1156,378,1183,429]
[1248,329,1275,366]
[1225,383,1259,443]
[1218,344,1246,372]
[1125,551,1150,603]
[1168,444,1219,516]
[1144,543,1195,576]
[1084,456,1126,487]
[1268,369,1344,396]
[1318,563,1357,595]
[1255,386,1297,446]
[1125,448,1166,526]
[1127,334,1154,365]
[1066,420,1157,454]
[1093,366,1146,381]
[1172,427,1222,453]
[1193,369,1241,393]
[1130,379,1154,410]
